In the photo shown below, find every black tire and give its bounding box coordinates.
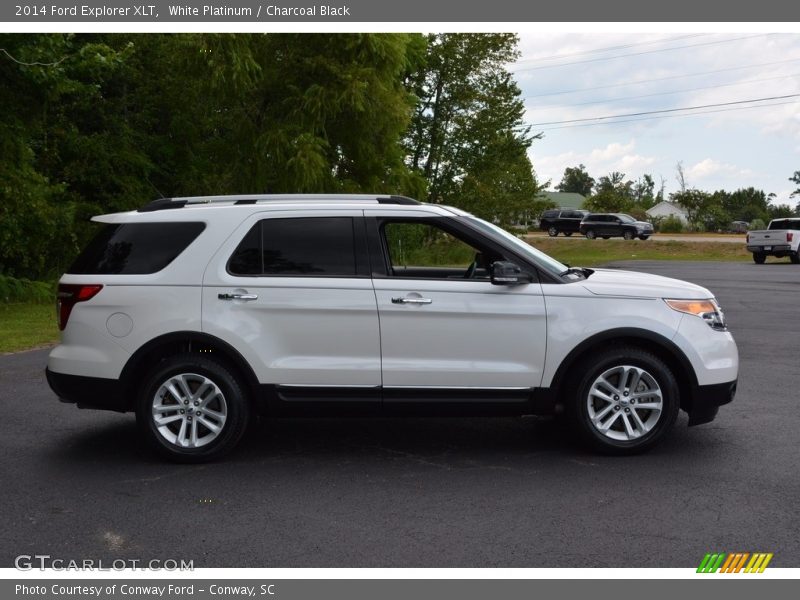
[564,232,574,237]
[639,235,650,240]
[753,252,766,264]
[566,346,680,455]
[791,252,800,265]
[623,230,635,240]
[547,227,559,237]
[585,230,596,239]
[136,354,251,463]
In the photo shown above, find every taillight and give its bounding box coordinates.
[57,284,103,331]
[788,232,794,242]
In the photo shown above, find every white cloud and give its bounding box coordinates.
[589,141,635,161]
[532,140,657,187]
[685,158,753,181]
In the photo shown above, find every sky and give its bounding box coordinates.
[514,32,800,206]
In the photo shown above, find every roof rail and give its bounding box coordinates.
[137,194,421,212]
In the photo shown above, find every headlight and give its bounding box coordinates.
[665,298,727,331]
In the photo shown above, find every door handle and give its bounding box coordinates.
[392,297,433,305]
[218,293,258,301]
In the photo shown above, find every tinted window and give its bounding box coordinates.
[68,222,205,274]
[542,210,558,218]
[228,217,357,277]
[383,220,499,280]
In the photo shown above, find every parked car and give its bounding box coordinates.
[728,221,749,234]
[47,194,737,461]
[746,218,800,264]
[539,208,589,237]
[580,213,654,240]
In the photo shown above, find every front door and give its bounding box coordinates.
[365,212,547,396]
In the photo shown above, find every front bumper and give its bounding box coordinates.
[46,368,128,412]
[687,379,737,426]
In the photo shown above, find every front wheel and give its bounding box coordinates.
[623,230,635,240]
[136,354,251,462]
[753,252,766,264]
[568,346,679,454]
[585,230,596,239]
[548,227,559,237]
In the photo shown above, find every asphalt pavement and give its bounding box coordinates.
[1,261,798,568]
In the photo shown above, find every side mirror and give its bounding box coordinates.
[490,261,532,286]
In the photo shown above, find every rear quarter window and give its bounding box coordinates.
[68,222,205,274]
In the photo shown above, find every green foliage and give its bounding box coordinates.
[658,216,685,233]
[789,170,800,197]
[0,274,53,304]
[767,203,795,219]
[750,218,766,230]
[404,34,543,226]
[2,33,542,279]
[556,164,594,196]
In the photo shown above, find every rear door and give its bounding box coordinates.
[202,211,381,397]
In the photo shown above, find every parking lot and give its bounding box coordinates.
[0,261,798,568]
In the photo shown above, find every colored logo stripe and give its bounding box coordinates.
[697,552,773,573]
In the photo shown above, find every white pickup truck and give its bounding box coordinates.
[746,218,800,264]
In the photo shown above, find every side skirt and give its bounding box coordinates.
[261,385,557,418]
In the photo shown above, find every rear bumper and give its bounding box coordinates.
[687,379,737,426]
[46,368,128,412]
[747,245,791,253]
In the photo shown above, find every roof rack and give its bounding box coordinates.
[137,194,420,212]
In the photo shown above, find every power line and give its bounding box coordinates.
[527,93,800,126]
[515,34,707,64]
[522,57,800,100]
[0,48,69,67]
[535,99,800,131]
[513,34,774,73]
[529,72,800,110]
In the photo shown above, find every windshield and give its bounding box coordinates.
[616,214,636,223]
[463,216,569,278]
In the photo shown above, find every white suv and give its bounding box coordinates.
[47,194,738,461]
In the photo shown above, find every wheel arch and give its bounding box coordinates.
[119,331,260,411]
[548,328,698,413]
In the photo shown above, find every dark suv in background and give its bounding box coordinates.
[539,209,590,236]
[580,213,654,240]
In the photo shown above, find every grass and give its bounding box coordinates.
[524,237,751,267]
[0,303,59,354]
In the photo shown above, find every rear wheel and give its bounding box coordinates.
[623,230,635,240]
[585,230,596,239]
[548,227,559,237]
[753,252,766,264]
[791,252,800,265]
[568,346,679,454]
[136,354,250,462]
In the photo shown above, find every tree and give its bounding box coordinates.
[671,188,714,230]
[556,164,594,196]
[404,33,541,220]
[790,170,800,197]
[585,171,635,213]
